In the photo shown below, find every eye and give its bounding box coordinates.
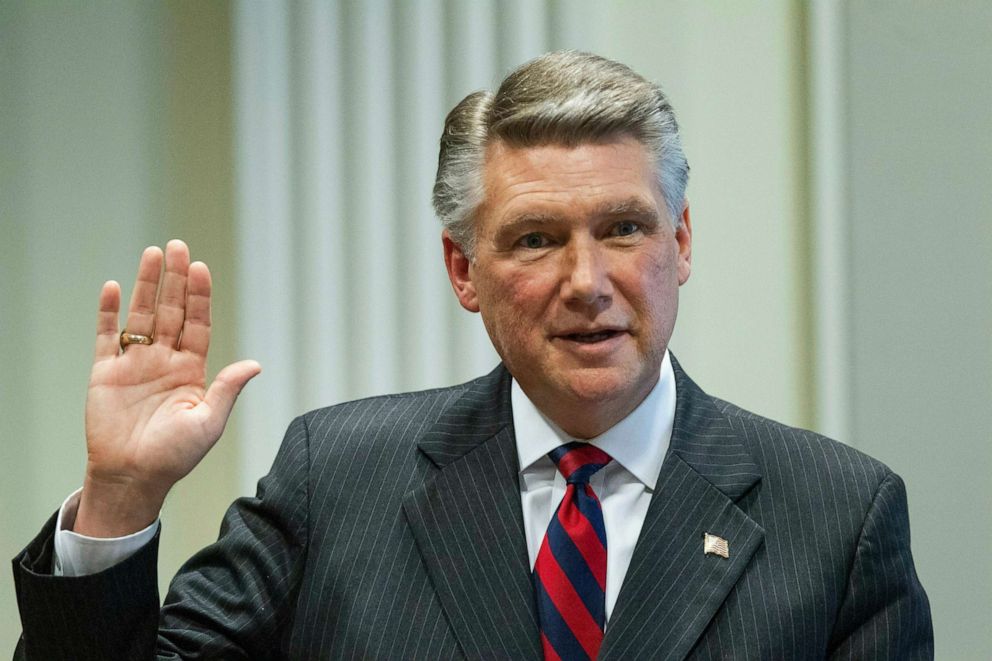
[519,233,550,249]
[613,221,640,237]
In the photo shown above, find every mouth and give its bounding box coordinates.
[557,329,624,344]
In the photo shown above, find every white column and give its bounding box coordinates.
[296,0,349,408]
[233,1,297,489]
[808,0,851,442]
[345,0,400,398]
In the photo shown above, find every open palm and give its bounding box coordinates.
[76,241,260,537]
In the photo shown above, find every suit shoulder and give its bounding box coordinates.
[711,396,894,491]
[291,373,504,460]
[285,374,498,501]
[300,381,467,434]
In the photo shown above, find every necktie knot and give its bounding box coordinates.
[549,442,612,485]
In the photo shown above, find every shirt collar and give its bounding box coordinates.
[512,351,675,490]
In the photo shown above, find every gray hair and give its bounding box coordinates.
[432,50,690,259]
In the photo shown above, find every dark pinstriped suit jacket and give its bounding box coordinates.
[13,358,933,659]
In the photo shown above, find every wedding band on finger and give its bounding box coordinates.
[120,330,154,350]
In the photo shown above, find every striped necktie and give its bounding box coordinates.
[534,442,612,661]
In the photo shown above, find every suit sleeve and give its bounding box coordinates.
[828,471,934,660]
[12,512,162,660]
[11,416,310,661]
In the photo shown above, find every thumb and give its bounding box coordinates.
[203,359,262,432]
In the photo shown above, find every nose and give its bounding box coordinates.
[561,239,613,308]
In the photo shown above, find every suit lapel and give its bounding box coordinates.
[402,366,541,660]
[402,359,763,660]
[601,358,765,660]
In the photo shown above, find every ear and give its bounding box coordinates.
[676,201,692,286]
[442,230,480,312]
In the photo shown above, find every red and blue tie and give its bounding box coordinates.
[534,442,612,661]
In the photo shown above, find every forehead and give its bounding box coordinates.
[478,137,664,228]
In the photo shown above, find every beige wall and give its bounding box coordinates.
[0,1,241,648]
[843,2,992,655]
[2,1,989,656]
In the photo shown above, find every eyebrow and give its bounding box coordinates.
[596,197,660,221]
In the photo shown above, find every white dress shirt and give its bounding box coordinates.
[514,350,675,624]
[54,487,159,576]
[55,351,677,604]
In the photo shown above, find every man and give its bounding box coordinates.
[13,51,932,659]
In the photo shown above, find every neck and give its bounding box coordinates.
[527,384,656,440]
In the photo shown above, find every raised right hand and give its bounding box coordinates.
[74,240,261,537]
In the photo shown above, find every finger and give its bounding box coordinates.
[124,246,164,338]
[154,239,191,348]
[202,360,262,437]
[179,261,212,357]
[94,280,122,361]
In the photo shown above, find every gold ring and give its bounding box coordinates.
[120,330,153,350]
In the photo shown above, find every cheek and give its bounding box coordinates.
[624,252,680,328]
[650,242,679,275]
[622,249,672,292]
[476,267,555,356]
[488,267,556,317]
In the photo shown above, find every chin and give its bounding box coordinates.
[561,366,645,404]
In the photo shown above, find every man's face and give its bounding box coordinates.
[443,136,691,437]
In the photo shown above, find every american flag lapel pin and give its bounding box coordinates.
[703,532,730,559]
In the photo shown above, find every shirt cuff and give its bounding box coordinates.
[53,487,160,577]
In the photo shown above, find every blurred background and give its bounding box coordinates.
[2,0,989,656]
